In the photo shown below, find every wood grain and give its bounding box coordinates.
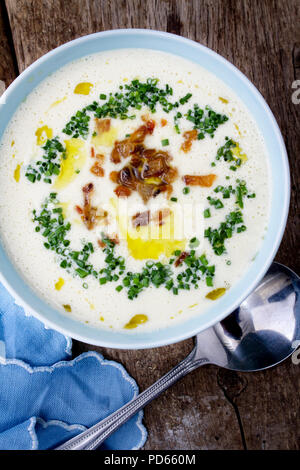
[2,0,300,450]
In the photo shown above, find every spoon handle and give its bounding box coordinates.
[55,354,209,450]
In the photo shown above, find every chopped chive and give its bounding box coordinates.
[76,268,89,278]
[189,237,200,248]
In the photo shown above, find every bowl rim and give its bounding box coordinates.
[0,28,290,349]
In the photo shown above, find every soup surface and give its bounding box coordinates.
[0,49,270,332]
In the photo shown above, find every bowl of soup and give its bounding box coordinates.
[0,30,290,348]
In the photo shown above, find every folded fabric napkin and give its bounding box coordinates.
[0,282,147,450]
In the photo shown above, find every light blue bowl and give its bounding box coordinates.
[0,29,290,349]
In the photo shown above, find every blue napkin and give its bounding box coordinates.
[0,282,147,450]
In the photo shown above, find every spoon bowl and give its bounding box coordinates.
[194,262,300,371]
[56,262,299,450]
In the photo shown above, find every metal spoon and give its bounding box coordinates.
[56,262,300,450]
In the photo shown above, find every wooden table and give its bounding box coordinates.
[0,0,299,450]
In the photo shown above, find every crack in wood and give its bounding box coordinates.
[166,2,182,35]
[217,369,248,449]
[293,43,300,79]
[2,0,19,78]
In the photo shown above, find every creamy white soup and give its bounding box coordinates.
[0,49,270,332]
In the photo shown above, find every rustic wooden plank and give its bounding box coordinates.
[4,0,300,450]
[234,362,300,450]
